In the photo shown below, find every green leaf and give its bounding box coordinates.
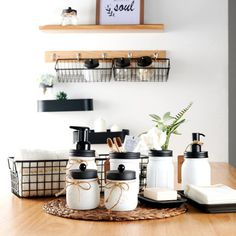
[149,114,161,121]
[173,130,181,135]
[163,112,175,122]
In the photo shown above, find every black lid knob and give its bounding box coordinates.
[79,163,87,171]
[118,164,125,173]
[106,165,136,181]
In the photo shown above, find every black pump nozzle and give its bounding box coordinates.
[192,133,205,152]
[70,126,91,151]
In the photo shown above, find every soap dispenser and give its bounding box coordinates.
[67,126,97,176]
[181,133,211,190]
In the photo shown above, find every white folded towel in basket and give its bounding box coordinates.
[185,184,236,204]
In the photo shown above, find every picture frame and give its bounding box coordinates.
[96,0,144,25]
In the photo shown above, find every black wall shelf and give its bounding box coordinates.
[37,99,93,112]
[88,129,129,144]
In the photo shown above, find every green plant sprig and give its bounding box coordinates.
[150,102,193,150]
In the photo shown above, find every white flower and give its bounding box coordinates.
[134,127,167,154]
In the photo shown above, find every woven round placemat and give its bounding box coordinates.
[43,198,187,221]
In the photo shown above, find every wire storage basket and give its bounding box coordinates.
[113,57,170,82]
[8,155,148,198]
[55,58,113,82]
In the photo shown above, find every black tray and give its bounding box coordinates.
[138,193,187,208]
[178,191,236,213]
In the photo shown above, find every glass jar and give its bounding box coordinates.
[114,58,132,81]
[146,150,174,189]
[84,59,100,82]
[105,164,137,211]
[109,152,140,193]
[137,56,154,81]
[66,150,97,178]
[66,164,100,210]
[61,7,78,26]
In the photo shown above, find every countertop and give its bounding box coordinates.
[1,163,236,236]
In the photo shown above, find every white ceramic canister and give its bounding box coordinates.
[105,164,137,211]
[109,152,140,193]
[66,163,100,210]
[182,133,211,190]
[66,150,97,177]
[146,150,174,189]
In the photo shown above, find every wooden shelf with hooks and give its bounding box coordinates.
[45,50,166,62]
[39,24,164,31]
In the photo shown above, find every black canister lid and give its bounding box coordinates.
[184,151,208,158]
[62,7,77,14]
[149,149,173,157]
[70,163,97,179]
[109,152,140,159]
[115,58,131,68]
[84,59,99,69]
[70,149,95,157]
[137,56,152,67]
[107,164,136,180]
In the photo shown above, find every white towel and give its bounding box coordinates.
[15,149,68,160]
[185,184,236,204]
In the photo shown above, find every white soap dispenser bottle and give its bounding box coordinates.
[181,133,211,190]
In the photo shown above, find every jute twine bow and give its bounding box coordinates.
[105,181,130,210]
[185,140,204,152]
[55,178,98,197]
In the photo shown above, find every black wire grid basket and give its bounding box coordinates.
[55,58,170,82]
[55,58,113,82]
[8,155,148,198]
[113,58,170,82]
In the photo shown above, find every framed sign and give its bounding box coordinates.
[96,0,144,25]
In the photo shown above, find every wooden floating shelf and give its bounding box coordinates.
[39,24,164,31]
[37,99,93,112]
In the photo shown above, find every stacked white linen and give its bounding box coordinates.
[185,184,236,204]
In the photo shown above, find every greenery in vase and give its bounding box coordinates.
[38,74,56,94]
[56,91,68,100]
[150,103,193,150]
[38,74,56,87]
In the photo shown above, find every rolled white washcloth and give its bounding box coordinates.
[185,184,236,204]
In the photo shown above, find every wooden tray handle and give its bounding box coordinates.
[177,155,185,183]
[104,158,110,184]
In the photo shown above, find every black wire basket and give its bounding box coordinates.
[55,58,113,82]
[8,155,148,198]
[113,58,170,82]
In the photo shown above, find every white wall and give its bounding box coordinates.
[0,0,228,185]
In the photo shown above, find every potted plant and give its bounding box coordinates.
[149,102,193,151]
[38,74,56,99]
[143,103,193,189]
